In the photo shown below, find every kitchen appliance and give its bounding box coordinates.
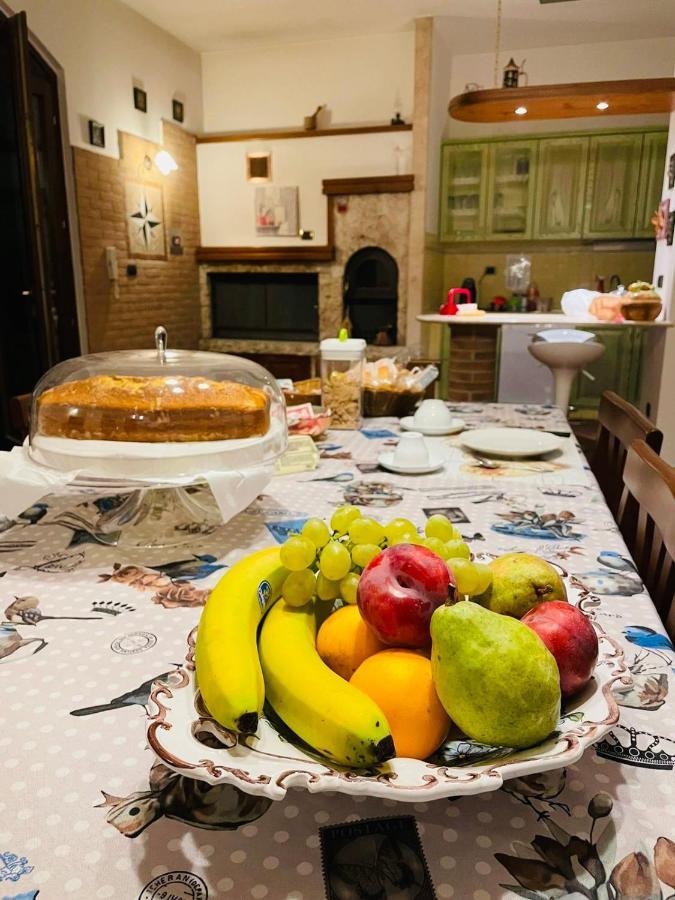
[439,287,472,315]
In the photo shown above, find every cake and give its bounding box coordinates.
[36,374,270,442]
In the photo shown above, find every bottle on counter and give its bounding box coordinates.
[595,275,606,293]
[320,329,366,429]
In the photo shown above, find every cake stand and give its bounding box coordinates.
[21,327,287,549]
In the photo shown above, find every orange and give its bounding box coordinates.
[350,649,450,760]
[316,605,385,680]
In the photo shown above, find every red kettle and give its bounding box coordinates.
[440,288,472,316]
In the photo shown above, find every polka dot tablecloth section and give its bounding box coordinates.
[0,404,674,899]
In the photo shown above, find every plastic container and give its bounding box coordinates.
[320,333,366,429]
[29,326,287,478]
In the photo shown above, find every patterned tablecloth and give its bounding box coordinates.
[1,403,674,900]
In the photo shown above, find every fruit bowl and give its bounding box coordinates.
[147,594,626,803]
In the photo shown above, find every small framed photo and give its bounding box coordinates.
[667,211,675,247]
[657,198,670,240]
[172,99,184,123]
[669,153,675,191]
[246,151,272,183]
[88,120,105,148]
[133,86,147,113]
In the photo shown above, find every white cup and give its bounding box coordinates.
[393,432,430,468]
[413,399,454,429]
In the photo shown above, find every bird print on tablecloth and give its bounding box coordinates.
[623,626,674,664]
[597,551,638,573]
[149,554,225,581]
[97,760,272,837]
[69,670,177,716]
[0,622,47,663]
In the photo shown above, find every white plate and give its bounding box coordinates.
[461,427,563,459]
[146,591,624,803]
[400,416,466,436]
[378,447,447,474]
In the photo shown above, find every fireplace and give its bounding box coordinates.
[210,272,319,341]
[343,247,398,345]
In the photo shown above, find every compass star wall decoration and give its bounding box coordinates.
[125,181,166,259]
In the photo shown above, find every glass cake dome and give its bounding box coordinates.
[28,327,288,479]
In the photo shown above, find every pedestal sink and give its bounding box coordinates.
[528,329,605,416]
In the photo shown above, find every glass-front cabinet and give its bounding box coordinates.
[533,137,589,239]
[439,128,666,243]
[635,131,668,238]
[485,141,537,239]
[439,143,488,242]
[582,134,643,239]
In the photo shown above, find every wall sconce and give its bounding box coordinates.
[154,150,178,175]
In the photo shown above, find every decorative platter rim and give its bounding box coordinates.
[146,590,628,802]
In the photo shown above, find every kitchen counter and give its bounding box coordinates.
[418,312,673,326]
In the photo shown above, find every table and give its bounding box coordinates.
[2,403,674,900]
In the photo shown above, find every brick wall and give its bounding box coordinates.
[73,122,200,352]
[447,325,499,402]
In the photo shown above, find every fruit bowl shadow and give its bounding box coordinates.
[146,609,627,803]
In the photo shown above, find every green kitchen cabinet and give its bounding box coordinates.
[439,143,488,242]
[582,134,643,239]
[635,131,668,238]
[569,327,643,412]
[533,137,589,239]
[485,140,538,240]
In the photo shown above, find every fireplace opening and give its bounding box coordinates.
[343,247,398,345]
[210,272,319,341]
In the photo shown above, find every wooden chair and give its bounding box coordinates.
[618,440,675,638]
[590,391,663,518]
[8,393,32,443]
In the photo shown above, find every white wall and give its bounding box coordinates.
[198,131,412,246]
[202,32,414,133]
[198,30,416,247]
[652,70,675,464]
[8,0,203,157]
[446,36,675,140]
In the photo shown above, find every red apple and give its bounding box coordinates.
[521,601,599,698]
[357,544,455,648]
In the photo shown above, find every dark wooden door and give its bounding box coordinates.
[0,11,80,447]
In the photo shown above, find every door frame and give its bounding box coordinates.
[0,1,88,353]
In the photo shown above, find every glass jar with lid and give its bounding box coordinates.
[320,331,366,430]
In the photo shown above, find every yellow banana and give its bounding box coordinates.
[196,546,288,734]
[259,600,395,768]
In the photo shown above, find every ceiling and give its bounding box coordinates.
[120,0,675,53]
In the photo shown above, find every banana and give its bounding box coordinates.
[196,546,288,734]
[258,600,395,768]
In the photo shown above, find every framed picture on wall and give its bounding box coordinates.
[667,211,675,247]
[669,153,675,191]
[125,181,166,259]
[246,152,272,183]
[133,86,147,113]
[88,120,105,148]
[254,186,299,236]
[172,99,184,123]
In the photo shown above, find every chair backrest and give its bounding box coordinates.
[618,440,675,638]
[8,393,32,443]
[590,391,663,518]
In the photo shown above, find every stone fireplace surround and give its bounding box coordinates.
[199,176,413,360]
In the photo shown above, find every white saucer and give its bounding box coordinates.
[378,447,447,474]
[400,416,466,436]
[460,427,563,459]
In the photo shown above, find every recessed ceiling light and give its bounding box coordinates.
[514,106,528,116]
[596,101,609,111]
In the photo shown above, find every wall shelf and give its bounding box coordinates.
[449,78,675,123]
[196,123,412,145]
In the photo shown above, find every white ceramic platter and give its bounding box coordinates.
[461,427,563,459]
[377,447,447,475]
[147,595,624,803]
[400,416,466,436]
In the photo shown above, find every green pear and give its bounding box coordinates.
[476,553,566,619]
[430,600,561,749]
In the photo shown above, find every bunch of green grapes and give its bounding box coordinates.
[278,506,485,608]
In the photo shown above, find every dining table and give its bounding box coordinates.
[1,401,674,900]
